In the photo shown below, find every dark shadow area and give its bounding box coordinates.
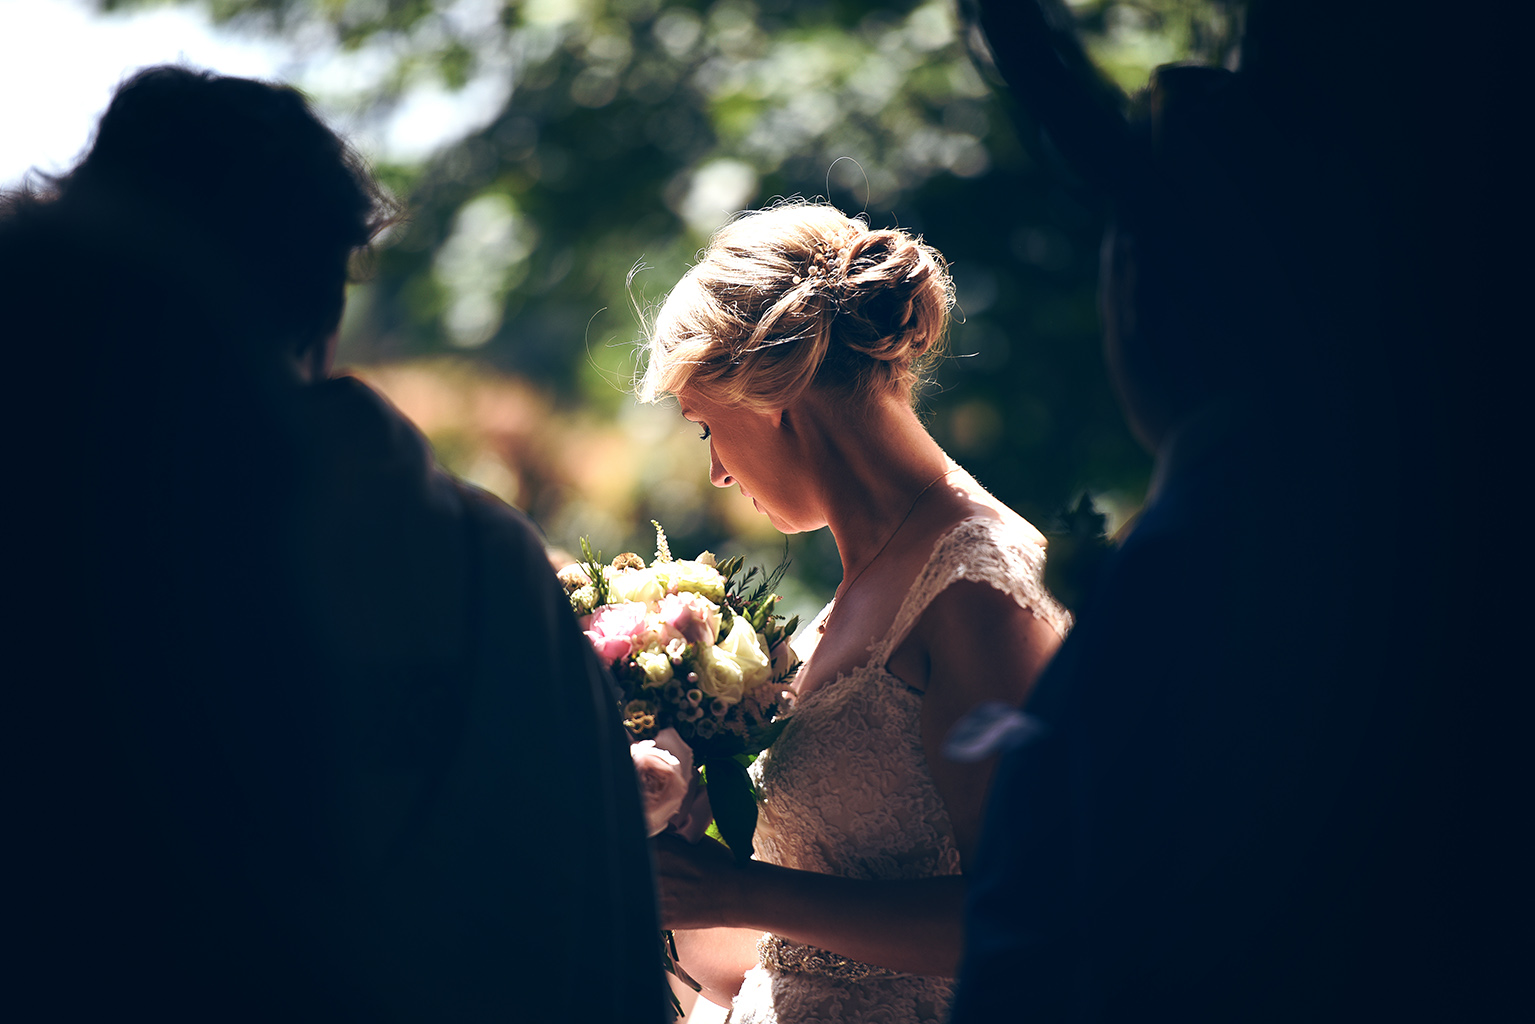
[953,1,1519,1019]
[4,65,666,1022]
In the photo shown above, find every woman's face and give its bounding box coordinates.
[676,387,821,535]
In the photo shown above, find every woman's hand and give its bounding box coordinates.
[651,832,746,930]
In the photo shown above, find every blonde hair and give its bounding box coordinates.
[639,202,953,412]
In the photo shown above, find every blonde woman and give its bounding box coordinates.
[642,202,1071,1023]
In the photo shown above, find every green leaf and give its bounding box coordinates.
[702,755,758,865]
[577,536,610,606]
[717,555,744,583]
[742,539,792,606]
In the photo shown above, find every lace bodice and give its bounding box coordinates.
[731,517,1071,1024]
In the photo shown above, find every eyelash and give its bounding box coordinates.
[698,425,711,441]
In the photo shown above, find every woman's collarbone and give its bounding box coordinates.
[797,513,961,698]
[795,597,914,700]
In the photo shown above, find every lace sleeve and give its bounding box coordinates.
[873,517,1072,666]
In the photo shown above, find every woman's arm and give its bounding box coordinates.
[668,925,762,1009]
[654,836,968,977]
[911,579,1063,863]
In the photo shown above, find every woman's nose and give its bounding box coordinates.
[709,445,732,488]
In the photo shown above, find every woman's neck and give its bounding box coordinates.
[793,391,954,581]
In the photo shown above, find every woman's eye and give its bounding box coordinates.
[698,424,711,441]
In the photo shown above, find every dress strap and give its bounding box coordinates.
[868,517,1072,671]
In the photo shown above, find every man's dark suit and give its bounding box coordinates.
[952,400,1467,1021]
[953,2,1505,1018]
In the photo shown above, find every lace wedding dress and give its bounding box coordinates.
[730,516,1072,1024]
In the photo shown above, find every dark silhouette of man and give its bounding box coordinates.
[4,65,666,1022]
[953,2,1512,1020]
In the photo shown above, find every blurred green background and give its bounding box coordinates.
[98,0,1238,621]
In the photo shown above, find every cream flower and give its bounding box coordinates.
[695,615,772,704]
[606,566,666,605]
[569,584,598,616]
[655,559,726,603]
[635,649,673,688]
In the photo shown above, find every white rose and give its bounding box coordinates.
[635,649,673,688]
[655,559,726,603]
[606,566,665,605]
[695,615,772,705]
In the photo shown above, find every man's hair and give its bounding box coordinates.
[4,64,397,353]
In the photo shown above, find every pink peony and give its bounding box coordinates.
[658,591,720,647]
[584,601,650,664]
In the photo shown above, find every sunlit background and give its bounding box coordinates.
[2,0,1239,621]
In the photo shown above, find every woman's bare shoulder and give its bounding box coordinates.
[934,479,1048,552]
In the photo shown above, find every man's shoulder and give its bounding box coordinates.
[454,481,551,568]
[305,375,432,470]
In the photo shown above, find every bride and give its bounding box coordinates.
[640,202,1071,1023]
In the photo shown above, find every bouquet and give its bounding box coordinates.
[557,521,799,861]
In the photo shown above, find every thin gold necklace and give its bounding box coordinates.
[818,466,958,635]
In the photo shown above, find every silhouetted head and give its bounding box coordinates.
[640,202,954,413]
[1102,64,1303,450]
[963,4,1320,452]
[8,64,395,371]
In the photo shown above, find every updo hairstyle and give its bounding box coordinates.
[641,202,954,412]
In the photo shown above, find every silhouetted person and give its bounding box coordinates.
[3,65,665,1022]
[951,2,1502,1020]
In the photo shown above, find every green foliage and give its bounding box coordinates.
[730,539,790,615]
[700,754,757,864]
[1069,1,1242,91]
[94,0,1235,599]
[577,535,612,605]
[1042,491,1114,612]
